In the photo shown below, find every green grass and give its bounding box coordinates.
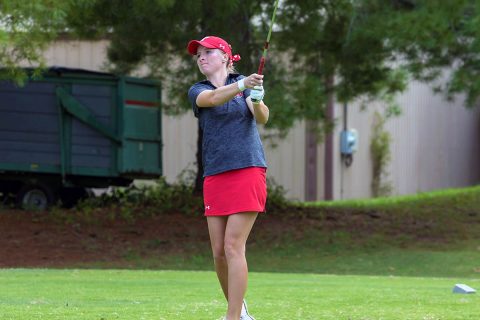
[0,269,478,320]
[248,246,480,277]
[302,185,480,209]
[2,186,480,319]
[77,185,480,278]
[66,185,480,279]
[108,243,480,279]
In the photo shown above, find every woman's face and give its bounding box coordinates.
[196,46,227,75]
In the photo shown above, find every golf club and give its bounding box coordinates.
[251,0,280,103]
[257,0,280,75]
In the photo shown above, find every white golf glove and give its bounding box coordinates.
[250,85,265,103]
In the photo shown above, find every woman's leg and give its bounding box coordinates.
[206,216,229,300]
[224,212,258,320]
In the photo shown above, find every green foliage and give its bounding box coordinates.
[376,0,480,106]
[370,111,392,197]
[65,0,266,115]
[3,1,480,127]
[0,0,68,84]
[274,0,410,126]
[68,175,291,222]
[64,0,414,133]
[265,177,290,212]
[74,178,204,220]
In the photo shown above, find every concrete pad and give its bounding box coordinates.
[453,284,476,294]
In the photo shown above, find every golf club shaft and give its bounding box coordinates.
[257,0,280,75]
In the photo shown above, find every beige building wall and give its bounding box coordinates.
[390,82,480,193]
[43,39,110,70]
[40,40,480,201]
[330,81,480,200]
[260,122,306,201]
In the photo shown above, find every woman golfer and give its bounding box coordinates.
[187,35,269,320]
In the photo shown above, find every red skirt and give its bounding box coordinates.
[203,167,267,216]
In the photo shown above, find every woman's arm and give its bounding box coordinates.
[196,73,263,108]
[196,82,240,108]
[246,98,269,124]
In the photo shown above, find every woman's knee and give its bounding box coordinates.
[224,238,245,259]
[211,243,226,261]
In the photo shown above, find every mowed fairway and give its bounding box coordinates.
[0,269,478,320]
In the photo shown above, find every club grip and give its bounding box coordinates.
[257,57,266,75]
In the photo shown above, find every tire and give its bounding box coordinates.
[16,183,57,211]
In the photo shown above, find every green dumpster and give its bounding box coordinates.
[0,67,162,209]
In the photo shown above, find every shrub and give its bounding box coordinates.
[72,172,292,220]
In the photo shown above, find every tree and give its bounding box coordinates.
[65,1,411,193]
[374,0,480,107]
[266,0,480,144]
[268,0,410,199]
[64,0,480,196]
[65,0,274,193]
[66,0,267,109]
[0,0,68,84]
[265,0,480,198]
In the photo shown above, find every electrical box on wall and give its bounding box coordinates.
[340,129,358,155]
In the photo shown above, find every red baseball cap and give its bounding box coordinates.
[187,36,241,63]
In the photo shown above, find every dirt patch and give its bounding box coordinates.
[0,210,211,268]
[0,205,476,268]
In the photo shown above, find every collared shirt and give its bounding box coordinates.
[188,73,267,177]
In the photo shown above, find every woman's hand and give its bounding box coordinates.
[250,86,265,103]
[243,73,264,89]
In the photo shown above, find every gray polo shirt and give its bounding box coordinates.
[188,73,267,177]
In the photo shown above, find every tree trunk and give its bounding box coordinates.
[305,120,318,201]
[324,74,335,200]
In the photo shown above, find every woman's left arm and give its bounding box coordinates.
[246,85,269,124]
[246,98,269,124]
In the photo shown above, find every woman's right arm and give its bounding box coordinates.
[196,73,264,108]
[196,82,242,108]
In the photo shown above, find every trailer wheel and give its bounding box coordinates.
[16,183,56,211]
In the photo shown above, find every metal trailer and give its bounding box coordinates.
[0,67,162,209]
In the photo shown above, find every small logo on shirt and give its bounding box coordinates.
[234,92,244,99]
[206,205,211,210]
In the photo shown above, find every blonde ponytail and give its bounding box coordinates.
[227,58,237,74]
